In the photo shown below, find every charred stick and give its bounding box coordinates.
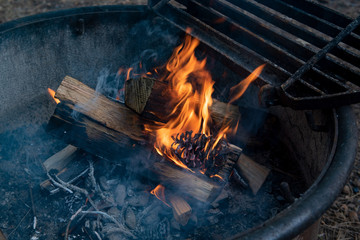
[280,182,295,203]
[230,168,249,189]
[28,183,37,230]
[47,172,73,194]
[65,206,84,240]
[80,211,135,238]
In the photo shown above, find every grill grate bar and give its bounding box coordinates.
[305,69,350,94]
[183,0,360,88]
[151,0,360,109]
[224,0,360,70]
[282,15,360,90]
[254,0,360,50]
[183,0,304,73]
[330,46,360,68]
[227,0,330,49]
[156,3,290,85]
[280,0,360,35]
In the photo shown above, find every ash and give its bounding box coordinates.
[0,123,305,240]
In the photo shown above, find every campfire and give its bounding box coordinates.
[1,0,359,239]
[45,33,273,237]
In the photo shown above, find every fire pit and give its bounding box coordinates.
[0,1,359,240]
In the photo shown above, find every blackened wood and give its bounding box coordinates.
[40,145,79,193]
[216,144,242,181]
[40,151,89,194]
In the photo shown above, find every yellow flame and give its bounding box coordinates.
[150,184,170,207]
[47,88,60,104]
[144,35,264,174]
[229,64,266,104]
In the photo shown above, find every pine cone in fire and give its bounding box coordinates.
[171,131,229,175]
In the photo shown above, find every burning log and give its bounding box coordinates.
[47,76,269,200]
[125,77,241,127]
[168,194,192,226]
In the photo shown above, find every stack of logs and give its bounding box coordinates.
[45,76,270,226]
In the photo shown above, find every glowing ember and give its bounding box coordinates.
[47,88,60,104]
[150,184,170,207]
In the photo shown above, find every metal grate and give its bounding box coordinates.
[149,0,360,109]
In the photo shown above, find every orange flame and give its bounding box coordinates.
[210,174,224,181]
[229,64,265,103]
[145,35,264,174]
[126,67,133,81]
[150,184,170,207]
[47,88,60,104]
[148,35,216,170]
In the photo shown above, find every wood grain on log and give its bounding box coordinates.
[168,194,192,226]
[152,161,221,203]
[47,76,268,200]
[236,154,270,194]
[54,76,146,142]
[42,145,78,172]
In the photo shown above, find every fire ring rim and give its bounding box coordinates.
[0,6,357,240]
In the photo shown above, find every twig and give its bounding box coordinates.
[81,211,136,239]
[29,183,37,230]
[94,231,102,240]
[87,159,105,200]
[88,160,97,190]
[52,171,102,214]
[65,206,84,240]
[7,209,31,238]
[47,172,73,194]
[54,174,89,196]
[137,201,157,224]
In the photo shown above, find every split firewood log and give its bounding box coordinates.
[47,76,269,200]
[168,194,192,226]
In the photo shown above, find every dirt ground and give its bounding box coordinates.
[0,0,360,239]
